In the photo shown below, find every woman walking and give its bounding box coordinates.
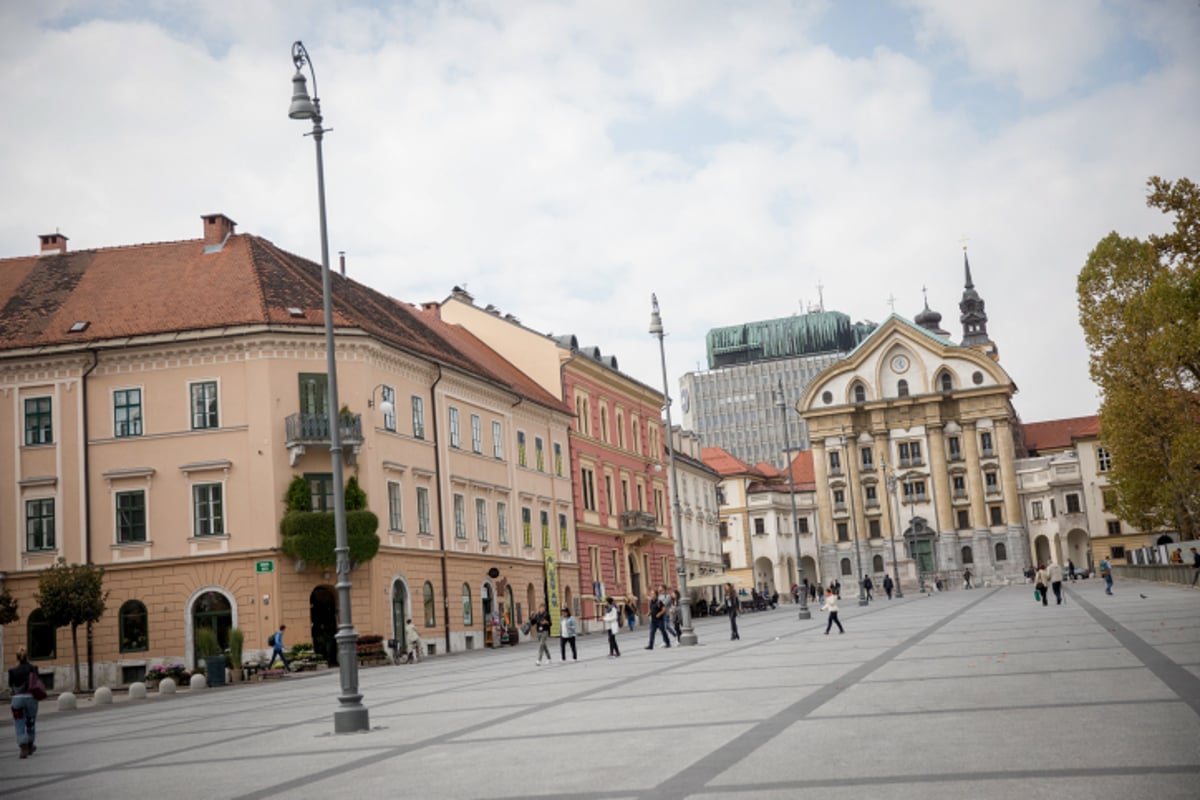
[8,648,40,758]
[1034,564,1050,606]
[403,618,422,664]
[531,603,553,666]
[560,607,578,661]
[723,582,741,641]
[821,588,844,634]
[602,597,621,657]
[670,589,683,639]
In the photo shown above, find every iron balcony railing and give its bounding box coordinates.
[619,510,659,534]
[285,412,363,448]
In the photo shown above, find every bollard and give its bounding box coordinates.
[128,682,147,700]
[159,677,177,695]
[95,686,114,705]
[57,692,77,710]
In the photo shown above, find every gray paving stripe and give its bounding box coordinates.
[1070,589,1200,718]
[808,696,1184,719]
[860,663,1146,683]
[638,589,999,800]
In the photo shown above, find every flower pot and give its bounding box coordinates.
[231,666,244,683]
[204,655,227,687]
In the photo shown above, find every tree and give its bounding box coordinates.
[1078,177,1200,539]
[0,587,18,626]
[35,561,109,691]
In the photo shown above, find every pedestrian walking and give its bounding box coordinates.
[1048,561,1064,605]
[723,582,741,640]
[602,597,621,657]
[1068,559,1077,581]
[624,600,637,632]
[646,585,672,649]
[266,624,291,671]
[1190,548,1200,587]
[531,604,553,665]
[809,581,818,602]
[821,589,844,634]
[862,575,873,602]
[560,607,578,661]
[833,580,842,599]
[8,648,41,759]
[403,618,422,664]
[882,574,894,600]
[1100,557,1114,594]
[1034,564,1049,606]
[963,568,973,589]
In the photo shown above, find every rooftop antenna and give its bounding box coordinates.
[887,293,896,313]
[816,282,825,312]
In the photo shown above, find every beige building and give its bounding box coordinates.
[0,215,575,690]
[799,269,1030,591]
[669,428,723,598]
[1018,415,1166,570]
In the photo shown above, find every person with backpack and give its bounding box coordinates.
[9,648,41,759]
[882,574,894,600]
[646,586,671,649]
[602,597,622,658]
[560,607,578,661]
[266,624,291,672]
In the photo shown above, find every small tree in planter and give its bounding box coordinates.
[196,626,226,687]
[227,628,245,682]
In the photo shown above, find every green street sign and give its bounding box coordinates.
[255,560,274,574]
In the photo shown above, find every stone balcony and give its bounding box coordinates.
[285,412,363,466]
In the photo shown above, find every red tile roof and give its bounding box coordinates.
[1021,415,1101,453]
[753,461,781,478]
[701,447,759,477]
[788,449,816,487]
[0,231,560,410]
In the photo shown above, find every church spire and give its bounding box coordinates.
[958,248,991,348]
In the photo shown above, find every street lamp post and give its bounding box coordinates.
[775,381,810,620]
[650,294,696,646]
[841,430,869,606]
[882,459,904,598]
[288,40,369,734]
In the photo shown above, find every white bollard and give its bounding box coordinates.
[95,686,114,705]
[189,673,208,691]
[159,677,177,694]
[57,692,78,710]
[128,682,147,699]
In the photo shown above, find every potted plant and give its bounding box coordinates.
[196,626,226,687]
[228,628,245,683]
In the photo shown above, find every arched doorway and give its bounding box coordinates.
[505,585,515,628]
[563,584,573,616]
[904,516,936,578]
[801,555,819,587]
[391,578,409,655]
[1066,529,1090,571]
[190,589,233,668]
[481,581,495,626]
[1034,535,1051,566]
[628,554,642,607]
[310,585,338,666]
[526,583,536,625]
[754,556,775,595]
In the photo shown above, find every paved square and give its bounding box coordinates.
[4,579,1198,799]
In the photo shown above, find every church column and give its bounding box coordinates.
[994,417,1023,527]
[927,424,954,536]
[844,435,868,549]
[961,421,988,530]
[812,439,832,549]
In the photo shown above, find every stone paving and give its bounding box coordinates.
[3,578,1198,799]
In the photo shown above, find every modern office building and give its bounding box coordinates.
[679,310,874,469]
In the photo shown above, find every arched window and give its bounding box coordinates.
[962,546,974,565]
[423,581,436,627]
[28,608,56,660]
[191,590,232,663]
[600,403,609,443]
[897,379,909,397]
[840,558,852,576]
[873,555,884,573]
[939,371,953,393]
[462,583,473,626]
[995,542,1008,562]
[853,383,866,404]
[616,412,626,449]
[119,599,149,653]
[526,583,537,624]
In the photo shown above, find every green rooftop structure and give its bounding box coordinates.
[706,311,874,369]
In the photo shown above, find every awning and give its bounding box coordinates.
[685,573,749,588]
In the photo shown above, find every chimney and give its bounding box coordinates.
[202,213,237,252]
[339,251,346,277]
[39,233,68,255]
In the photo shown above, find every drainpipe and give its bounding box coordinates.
[81,350,99,690]
[430,366,451,654]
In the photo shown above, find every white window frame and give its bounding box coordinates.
[387,480,403,531]
[416,486,431,535]
[493,421,504,459]
[454,493,466,539]
[449,407,461,449]
[476,497,488,542]
[192,481,225,537]
[471,413,482,453]
[188,379,220,430]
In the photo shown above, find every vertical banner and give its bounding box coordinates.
[544,547,561,637]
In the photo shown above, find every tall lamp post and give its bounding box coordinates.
[288,40,369,734]
[841,430,869,606]
[650,294,697,646]
[775,381,810,619]
[882,459,904,598]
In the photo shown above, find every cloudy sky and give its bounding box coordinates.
[2,1,1196,423]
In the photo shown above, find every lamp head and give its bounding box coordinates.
[379,399,395,419]
[289,69,317,120]
[649,293,663,336]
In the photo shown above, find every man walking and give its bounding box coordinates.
[882,574,894,600]
[862,575,873,602]
[1068,559,1077,581]
[266,624,291,672]
[1100,557,1114,595]
[1048,561,1064,604]
[646,585,672,649]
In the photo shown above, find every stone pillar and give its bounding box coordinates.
[844,438,868,547]
[812,440,833,550]
[927,425,954,536]
[961,421,988,530]
[994,417,1023,526]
